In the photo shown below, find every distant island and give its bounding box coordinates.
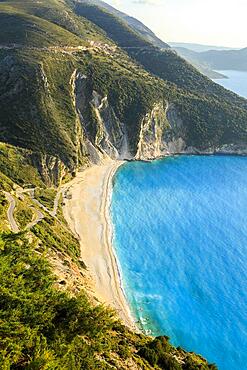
[170,42,247,79]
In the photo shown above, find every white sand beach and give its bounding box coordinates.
[63,160,135,329]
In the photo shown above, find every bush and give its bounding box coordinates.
[138,347,158,366]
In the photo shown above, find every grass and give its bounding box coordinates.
[0,142,44,188]
[14,197,33,229]
[31,216,81,261]
[0,192,9,231]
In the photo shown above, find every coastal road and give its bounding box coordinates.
[4,192,19,233]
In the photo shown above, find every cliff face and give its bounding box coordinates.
[0,0,246,187]
[72,69,131,163]
[71,73,247,167]
[135,102,188,159]
[72,75,186,163]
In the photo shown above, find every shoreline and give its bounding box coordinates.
[63,159,136,329]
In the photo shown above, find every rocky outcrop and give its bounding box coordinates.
[135,101,188,159]
[71,70,131,163]
[162,103,187,154]
[135,102,167,160]
[70,70,247,172]
[91,91,130,159]
[30,152,66,187]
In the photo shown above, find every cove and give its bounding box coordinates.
[111,155,247,370]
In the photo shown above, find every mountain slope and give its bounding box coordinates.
[0,0,246,189]
[75,0,170,48]
[0,0,247,184]
[74,2,247,148]
[170,47,227,79]
[169,42,237,52]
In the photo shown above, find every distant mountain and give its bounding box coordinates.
[199,47,247,71]
[76,0,170,49]
[169,42,237,52]
[171,47,226,79]
[174,46,247,74]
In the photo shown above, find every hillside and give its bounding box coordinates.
[76,0,170,49]
[74,2,247,150]
[0,0,246,188]
[0,0,247,367]
[199,47,247,71]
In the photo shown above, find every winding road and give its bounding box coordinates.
[3,192,19,233]
[4,185,69,233]
[26,206,44,230]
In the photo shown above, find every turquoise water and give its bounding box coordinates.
[111,156,247,369]
[214,70,247,98]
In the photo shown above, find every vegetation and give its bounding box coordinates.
[0,143,44,188]
[14,198,33,229]
[35,187,57,211]
[0,232,217,369]
[0,192,9,231]
[32,216,80,261]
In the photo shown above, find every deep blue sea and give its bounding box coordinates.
[111,156,247,370]
[214,70,247,98]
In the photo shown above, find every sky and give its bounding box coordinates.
[104,0,246,48]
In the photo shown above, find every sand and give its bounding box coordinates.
[63,160,135,329]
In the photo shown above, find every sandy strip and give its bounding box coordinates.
[63,160,135,329]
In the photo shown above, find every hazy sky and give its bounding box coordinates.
[105,0,246,48]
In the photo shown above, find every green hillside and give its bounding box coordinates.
[0,0,246,184]
[73,2,247,149]
[75,0,170,48]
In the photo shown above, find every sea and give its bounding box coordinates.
[111,74,247,370]
[214,70,247,99]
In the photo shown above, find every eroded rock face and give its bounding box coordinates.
[135,101,167,160]
[135,101,188,159]
[90,90,130,159]
[54,70,247,184]
[71,70,131,162]
[30,152,66,187]
[71,72,189,164]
